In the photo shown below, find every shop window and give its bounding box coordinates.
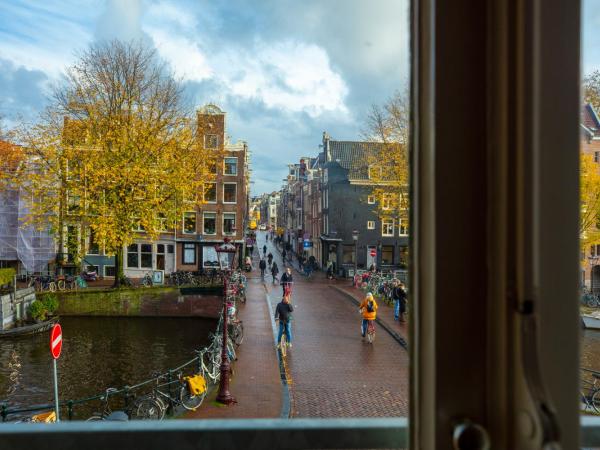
[183,243,196,265]
[342,244,355,264]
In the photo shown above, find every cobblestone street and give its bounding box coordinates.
[262,232,409,418]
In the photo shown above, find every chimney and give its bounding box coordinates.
[323,131,331,161]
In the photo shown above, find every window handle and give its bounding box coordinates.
[452,419,490,450]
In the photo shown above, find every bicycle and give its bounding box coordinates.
[276,319,291,357]
[86,388,130,421]
[581,368,600,413]
[365,320,376,344]
[141,271,153,287]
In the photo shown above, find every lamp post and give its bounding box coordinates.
[352,230,359,285]
[214,237,238,405]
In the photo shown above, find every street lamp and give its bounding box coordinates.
[214,237,238,405]
[352,230,359,285]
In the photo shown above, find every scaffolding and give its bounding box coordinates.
[0,188,19,263]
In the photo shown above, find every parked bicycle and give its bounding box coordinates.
[86,388,130,421]
[581,368,600,413]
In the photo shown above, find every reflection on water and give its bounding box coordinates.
[0,316,215,420]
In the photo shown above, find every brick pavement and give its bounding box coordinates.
[184,257,282,419]
[263,233,409,418]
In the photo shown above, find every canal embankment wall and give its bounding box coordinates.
[50,287,222,319]
[0,287,36,330]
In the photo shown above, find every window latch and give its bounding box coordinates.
[452,419,490,450]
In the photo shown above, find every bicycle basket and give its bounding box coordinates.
[184,374,207,395]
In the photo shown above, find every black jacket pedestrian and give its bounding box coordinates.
[275,301,294,324]
[259,259,267,270]
[271,263,279,277]
[281,272,293,284]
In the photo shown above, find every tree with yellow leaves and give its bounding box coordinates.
[9,41,220,286]
[362,91,410,233]
[580,152,600,255]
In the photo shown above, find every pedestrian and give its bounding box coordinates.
[393,281,408,322]
[245,255,253,272]
[271,261,279,284]
[369,263,376,273]
[359,292,378,341]
[259,258,267,281]
[275,295,294,349]
[282,248,287,263]
[263,244,267,256]
[267,252,273,268]
[298,254,304,271]
[326,259,334,279]
[280,266,293,297]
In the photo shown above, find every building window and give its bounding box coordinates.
[157,213,170,232]
[203,246,219,268]
[167,244,174,254]
[368,195,375,204]
[203,212,216,235]
[367,220,375,230]
[204,134,219,149]
[382,219,394,237]
[342,245,355,264]
[595,151,600,163]
[224,157,238,176]
[132,218,145,232]
[140,244,152,268]
[104,265,115,277]
[87,229,99,255]
[381,245,394,265]
[382,193,393,210]
[223,183,237,203]
[183,212,196,234]
[127,244,139,268]
[223,213,236,235]
[183,243,196,265]
[204,183,217,202]
[399,218,408,236]
[67,192,80,215]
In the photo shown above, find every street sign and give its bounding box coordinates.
[50,324,62,359]
[370,249,377,257]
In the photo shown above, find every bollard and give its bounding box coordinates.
[1,404,7,422]
[67,400,73,421]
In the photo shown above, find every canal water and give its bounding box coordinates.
[0,316,216,421]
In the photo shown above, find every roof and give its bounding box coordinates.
[326,140,387,180]
[582,104,600,133]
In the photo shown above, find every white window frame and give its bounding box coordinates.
[368,165,383,180]
[223,212,236,235]
[131,218,145,232]
[223,183,237,204]
[204,182,217,203]
[204,134,219,149]
[103,265,115,278]
[224,157,238,176]
[399,218,408,236]
[182,211,197,234]
[367,220,375,230]
[203,212,217,235]
[182,242,196,265]
[382,193,392,210]
[382,219,394,237]
[368,195,375,204]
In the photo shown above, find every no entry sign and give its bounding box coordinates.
[370,249,377,257]
[50,324,62,359]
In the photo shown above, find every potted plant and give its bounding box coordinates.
[28,300,48,323]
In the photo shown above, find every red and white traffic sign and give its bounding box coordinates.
[370,249,377,257]
[50,324,62,359]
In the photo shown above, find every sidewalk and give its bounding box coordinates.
[184,253,282,419]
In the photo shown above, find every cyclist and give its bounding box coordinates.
[259,258,267,281]
[359,292,378,341]
[275,295,294,349]
[280,267,293,297]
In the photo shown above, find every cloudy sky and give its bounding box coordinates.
[0,0,409,195]
[3,1,597,195]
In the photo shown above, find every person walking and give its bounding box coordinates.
[326,259,334,279]
[263,244,267,257]
[282,248,287,263]
[259,258,267,281]
[271,261,279,284]
[359,292,378,341]
[275,295,294,349]
[267,252,273,268]
[393,280,408,322]
[280,267,293,297]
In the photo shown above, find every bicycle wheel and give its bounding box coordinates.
[57,279,65,291]
[232,322,244,346]
[134,397,164,420]
[591,389,600,414]
[179,383,206,411]
[367,321,376,344]
[280,334,287,357]
[49,282,57,292]
[86,415,104,421]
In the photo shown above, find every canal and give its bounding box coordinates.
[0,316,216,421]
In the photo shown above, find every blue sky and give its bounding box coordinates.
[4,1,595,195]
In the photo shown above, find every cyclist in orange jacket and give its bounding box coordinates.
[359,292,378,340]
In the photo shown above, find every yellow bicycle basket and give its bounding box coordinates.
[184,374,207,395]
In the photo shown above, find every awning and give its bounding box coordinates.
[320,235,343,242]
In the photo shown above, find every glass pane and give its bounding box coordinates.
[204,183,217,202]
[224,184,237,203]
